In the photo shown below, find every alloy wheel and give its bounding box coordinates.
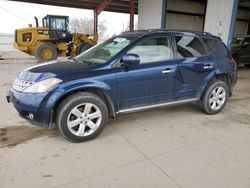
[209,86,226,111]
[67,103,102,137]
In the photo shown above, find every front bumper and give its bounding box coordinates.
[7,88,64,128]
[13,42,28,52]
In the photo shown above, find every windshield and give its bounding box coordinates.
[75,36,137,64]
[50,18,66,30]
[233,37,243,46]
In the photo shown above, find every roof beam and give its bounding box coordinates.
[9,0,138,14]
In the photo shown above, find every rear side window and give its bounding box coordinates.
[175,36,206,58]
[201,37,219,52]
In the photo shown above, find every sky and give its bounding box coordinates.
[0,0,137,37]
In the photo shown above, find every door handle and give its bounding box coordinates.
[203,65,213,70]
[162,69,174,74]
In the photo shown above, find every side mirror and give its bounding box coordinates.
[121,54,140,66]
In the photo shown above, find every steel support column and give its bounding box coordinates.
[248,19,250,35]
[161,0,167,29]
[227,0,239,49]
[94,0,111,34]
[130,0,135,31]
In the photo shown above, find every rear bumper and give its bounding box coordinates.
[229,67,237,96]
[7,89,64,128]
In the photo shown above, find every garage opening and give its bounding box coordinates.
[165,0,207,31]
[234,0,250,36]
[231,0,250,67]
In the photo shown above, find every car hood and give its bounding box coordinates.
[18,60,98,82]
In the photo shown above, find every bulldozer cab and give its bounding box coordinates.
[42,15,72,42]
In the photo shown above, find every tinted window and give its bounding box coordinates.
[175,36,206,58]
[128,37,173,64]
[202,37,219,51]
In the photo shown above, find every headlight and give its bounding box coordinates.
[23,78,62,93]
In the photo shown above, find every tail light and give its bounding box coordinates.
[231,58,237,65]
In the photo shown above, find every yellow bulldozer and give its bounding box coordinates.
[13,15,98,62]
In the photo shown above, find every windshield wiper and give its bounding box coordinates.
[71,58,96,65]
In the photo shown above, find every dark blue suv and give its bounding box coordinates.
[7,30,237,142]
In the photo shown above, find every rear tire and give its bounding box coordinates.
[77,43,93,55]
[56,92,108,142]
[35,43,58,62]
[199,80,229,115]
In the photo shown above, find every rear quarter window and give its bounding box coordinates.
[201,37,220,52]
[175,36,207,58]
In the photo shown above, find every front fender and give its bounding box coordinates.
[53,80,116,118]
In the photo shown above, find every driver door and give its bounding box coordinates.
[116,35,176,111]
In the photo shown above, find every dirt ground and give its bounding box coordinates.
[0,53,250,188]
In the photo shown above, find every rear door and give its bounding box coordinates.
[116,35,176,110]
[173,35,213,100]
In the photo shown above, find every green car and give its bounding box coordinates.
[232,36,250,67]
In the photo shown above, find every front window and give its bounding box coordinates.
[50,18,66,30]
[75,36,136,64]
[127,37,173,64]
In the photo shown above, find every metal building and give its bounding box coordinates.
[8,0,250,49]
[0,33,16,51]
[138,0,250,48]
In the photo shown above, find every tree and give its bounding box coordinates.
[70,17,107,38]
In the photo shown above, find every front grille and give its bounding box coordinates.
[12,78,34,92]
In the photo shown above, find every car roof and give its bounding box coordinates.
[121,29,221,40]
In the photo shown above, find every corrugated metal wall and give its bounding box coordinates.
[166,0,206,31]
[234,9,250,36]
[138,0,163,29]
[0,34,16,51]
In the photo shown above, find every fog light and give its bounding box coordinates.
[28,113,34,120]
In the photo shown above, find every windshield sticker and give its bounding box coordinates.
[113,38,126,43]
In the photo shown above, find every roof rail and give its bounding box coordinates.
[121,30,149,34]
[173,30,212,36]
[148,29,212,36]
[120,29,221,40]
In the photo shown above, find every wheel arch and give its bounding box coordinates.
[200,72,233,99]
[51,87,116,126]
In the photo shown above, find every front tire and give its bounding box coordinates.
[199,80,229,115]
[35,43,58,62]
[56,92,108,142]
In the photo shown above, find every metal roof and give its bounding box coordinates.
[10,0,138,14]
[9,0,250,13]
